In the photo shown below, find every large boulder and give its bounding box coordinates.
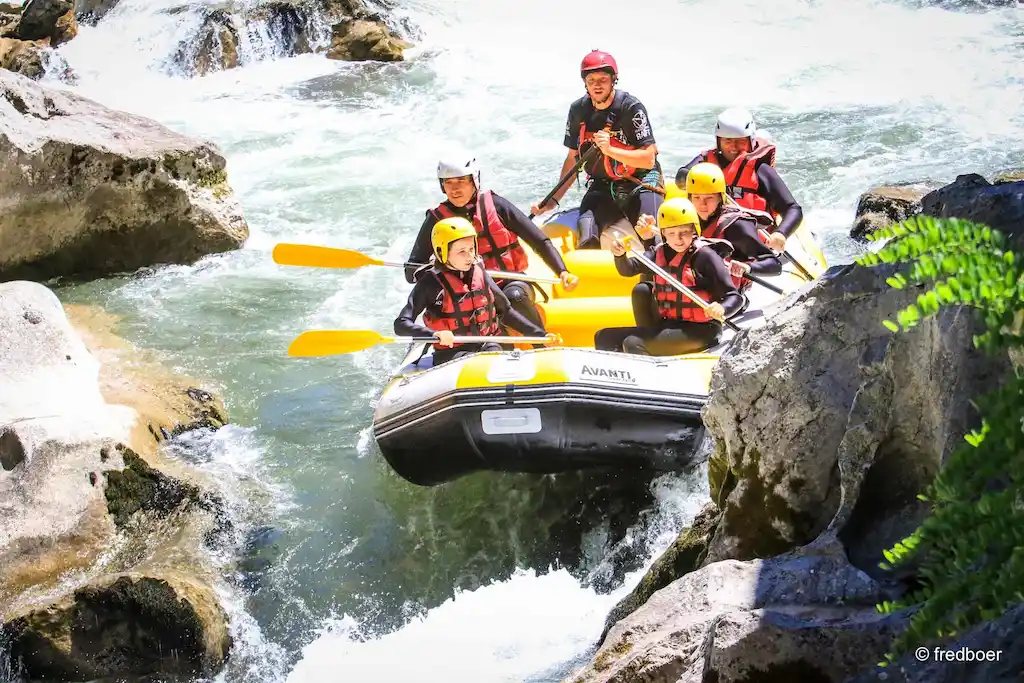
[850,183,935,241]
[700,262,1008,574]
[0,280,233,680]
[0,70,248,282]
[325,17,409,62]
[15,0,77,45]
[4,573,231,681]
[565,541,907,683]
[920,172,1024,245]
[0,37,46,79]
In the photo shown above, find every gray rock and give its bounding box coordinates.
[0,37,45,80]
[565,541,908,683]
[920,173,1024,245]
[850,183,936,242]
[325,17,410,62]
[0,280,231,680]
[845,604,1024,683]
[16,0,75,44]
[701,262,1007,574]
[0,71,248,282]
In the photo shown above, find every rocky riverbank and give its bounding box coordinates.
[0,1,413,674]
[0,34,255,679]
[0,0,411,82]
[564,170,1024,683]
[0,281,234,681]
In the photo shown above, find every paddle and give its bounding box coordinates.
[726,262,785,295]
[528,146,602,219]
[616,234,741,333]
[272,244,561,285]
[288,330,560,357]
[758,229,814,281]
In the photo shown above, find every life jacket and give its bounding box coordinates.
[430,190,529,274]
[422,263,501,348]
[577,91,639,181]
[702,206,776,290]
[701,205,776,244]
[702,138,777,214]
[653,242,718,323]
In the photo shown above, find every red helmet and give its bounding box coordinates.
[580,50,618,80]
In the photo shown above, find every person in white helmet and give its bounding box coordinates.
[406,155,579,329]
[674,107,803,252]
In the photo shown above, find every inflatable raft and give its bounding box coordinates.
[373,208,828,486]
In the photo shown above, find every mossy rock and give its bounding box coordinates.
[103,444,230,545]
[2,574,231,681]
[598,502,722,644]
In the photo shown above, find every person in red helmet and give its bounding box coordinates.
[530,50,663,250]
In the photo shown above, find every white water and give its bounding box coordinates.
[287,469,709,683]
[38,0,1024,680]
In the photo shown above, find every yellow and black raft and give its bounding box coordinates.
[372,208,828,486]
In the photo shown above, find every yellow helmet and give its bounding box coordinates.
[431,216,477,264]
[663,180,687,202]
[685,162,728,201]
[657,197,702,235]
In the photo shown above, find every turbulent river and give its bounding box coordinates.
[27,0,1024,680]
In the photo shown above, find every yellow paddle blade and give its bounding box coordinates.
[272,244,384,269]
[287,330,395,357]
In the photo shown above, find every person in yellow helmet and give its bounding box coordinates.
[406,154,579,330]
[394,217,552,366]
[593,198,743,356]
[675,107,803,251]
[682,163,782,280]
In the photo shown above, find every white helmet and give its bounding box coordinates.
[715,107,756,140]
[437,156,480,191]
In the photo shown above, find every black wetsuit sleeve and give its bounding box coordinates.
[394,276,441,337]
[693,248,744,318]
[757,165,803,237]
[405,212,437,283]
[491,194,568,274]
[724,218,783,275]
[675,154,705,185]
[485,271,546,337]
[612,245,657,278]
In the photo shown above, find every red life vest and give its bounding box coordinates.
[430,190,529,274]
[579,122,637,180]
[700,210,775,291]
[653,245,714,323]
[701,205,776,244]
[702,138,777,214]
[576,91,639,181]
[422,264,500,347]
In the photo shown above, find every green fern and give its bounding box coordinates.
[856,216,1024,665]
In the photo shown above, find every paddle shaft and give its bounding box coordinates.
[627,245,741,333]
[404,335,553,345]
[528,146,602,219]
[732,266,785,295]
[408,263,560,285]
